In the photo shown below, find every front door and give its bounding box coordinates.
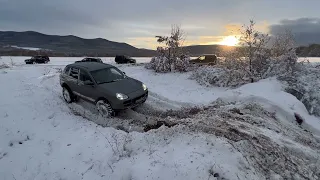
[68,67,80,93]
[76,69,97,103]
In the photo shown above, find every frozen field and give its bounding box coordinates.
[1,56,320,179]
[1,56,320,65]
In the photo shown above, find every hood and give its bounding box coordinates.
[98,77,142,95]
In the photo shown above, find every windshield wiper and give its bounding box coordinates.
[98,79,121,84]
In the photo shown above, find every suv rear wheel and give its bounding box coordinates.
[96,100,114,118]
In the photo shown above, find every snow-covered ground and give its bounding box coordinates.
[1,56,320,179]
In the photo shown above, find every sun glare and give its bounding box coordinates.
[220,36,239,46]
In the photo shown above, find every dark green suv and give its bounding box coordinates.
[59,62,148,117]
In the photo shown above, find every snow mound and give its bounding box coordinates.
[155,100,320,179]
[0,63,11,69]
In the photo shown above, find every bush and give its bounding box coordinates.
[145,56,190,73]
[145,25,191,73]
[280,63,320,116]
[189,66,249,87]
[192,20,299,88]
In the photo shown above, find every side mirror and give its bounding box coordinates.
[84,80,94,86]
[122,71,126,75]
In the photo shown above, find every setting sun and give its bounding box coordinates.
[220,36,239,46]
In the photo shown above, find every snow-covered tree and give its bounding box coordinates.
[191,20,299,87]
[145,25,190,73]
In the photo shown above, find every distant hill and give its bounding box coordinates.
[0,31,319,57]
[0,31,156,57]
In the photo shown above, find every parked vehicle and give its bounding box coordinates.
[189,54,218,65]
[115,55,136,64]
[25,55,50,64]
[75,57,103,63]
[60,62,148,117]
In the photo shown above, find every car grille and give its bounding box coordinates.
[123,92,148,107]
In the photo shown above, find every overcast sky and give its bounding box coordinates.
[1,0,320,49]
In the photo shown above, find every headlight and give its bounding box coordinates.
[116,93,128,100]
[142,84,147,91]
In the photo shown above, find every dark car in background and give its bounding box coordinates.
[115,55,136,64]
[59,62,148,117]
[75,57,103,63]
[189,54,218,65]
[25,55,50,64]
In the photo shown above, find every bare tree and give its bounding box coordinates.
[146,24,190,72]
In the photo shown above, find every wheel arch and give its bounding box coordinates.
[95,97,109,104]
[61,83,71,90]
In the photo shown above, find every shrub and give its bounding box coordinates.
[192,20,299,88]
[145,25,190,73]
[280,63,320,116]
[189,66,249,87]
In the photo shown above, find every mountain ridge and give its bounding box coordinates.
[0,31,155,57]
[0,31,319,57]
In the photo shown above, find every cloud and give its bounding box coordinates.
[269,18,320,45]
[1,0,320,48]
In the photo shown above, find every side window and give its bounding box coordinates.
[79,70,93,82]
[69,67,79,80]
[64,66,71,75]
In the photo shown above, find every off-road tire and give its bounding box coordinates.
[96,100,115,118]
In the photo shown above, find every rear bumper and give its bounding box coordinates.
[112,91,148,110]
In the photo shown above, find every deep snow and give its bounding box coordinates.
[1,56,320,179]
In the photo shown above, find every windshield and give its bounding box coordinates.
[90,67,125,84]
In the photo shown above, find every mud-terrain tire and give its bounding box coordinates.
[96,100,115,118]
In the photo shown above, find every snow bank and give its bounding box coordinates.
[214,78,320,136]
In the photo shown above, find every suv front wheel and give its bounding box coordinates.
[62,87,73,103]
[96,100,114,118]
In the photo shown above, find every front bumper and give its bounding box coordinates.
[112,91,148,110]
